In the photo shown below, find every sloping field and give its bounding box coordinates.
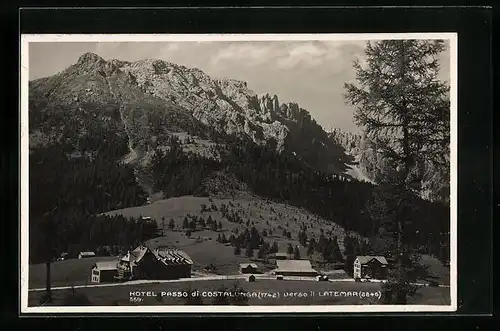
[28,256,120,289]
[105,195,361,252]
[28,195,356,289]
[28,196,449,291]
[104,195,364,273]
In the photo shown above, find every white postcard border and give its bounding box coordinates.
[20,32,458,314]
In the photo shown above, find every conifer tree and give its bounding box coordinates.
[344,40,449,304]
[293,246,301,259]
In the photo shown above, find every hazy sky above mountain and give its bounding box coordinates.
[28,40,451,133]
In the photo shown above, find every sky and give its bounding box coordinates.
[28,40,450,133]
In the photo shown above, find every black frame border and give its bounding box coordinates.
[6,5,494,328]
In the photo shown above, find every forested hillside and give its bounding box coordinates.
[28,52,450,266]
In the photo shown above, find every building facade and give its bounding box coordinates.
[116,245,193,281]
[353,256,388,280]
[91,261,118,283]
[239,263,259,274]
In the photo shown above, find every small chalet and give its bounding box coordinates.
[353,256,389,280]
[116,245,193,281]
[239,263,259,274]
[78,251,96,259]
[91,261,118,283]
[274,260,318,277]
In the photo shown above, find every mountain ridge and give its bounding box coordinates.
[29,52,358,185]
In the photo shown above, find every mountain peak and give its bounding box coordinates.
[77,52,106,66]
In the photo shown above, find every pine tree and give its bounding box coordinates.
[344,40,449,304]
[250,227,261,249]
[271,241,279,254]
[234,243,241,255]
[331,236,343,262]
[307,238,316,256]
[257,246,266,259]
[198,217,206,228]
[293,246,301,259]
[189,219,197,231]
[229,234,236,246]
[343,235,358,275]
[316,233,327,254]
[245,244,254,258]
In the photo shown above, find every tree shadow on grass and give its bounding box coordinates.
[62,286,92,306]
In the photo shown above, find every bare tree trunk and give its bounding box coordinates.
[45,261,52,303]
[395,41,410,305]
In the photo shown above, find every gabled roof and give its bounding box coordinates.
[93,261,118,271]
[131,245,149,263]
[154,248,194,265]
[121,245,193,265]
[120,245,149,263]
[275,260,317,273]
[79,251,96,256]
[356,256,388,265]
[240,263,258,269]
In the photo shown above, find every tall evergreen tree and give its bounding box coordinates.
[168,218,175,230]
[245,244,254,258]
[307,238,316,256]
[293,246,301,259]
[234,243,241,255]
[344,40,449,304]
[271,241,279,254]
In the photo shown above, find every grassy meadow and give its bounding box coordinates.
[27,278,451,307]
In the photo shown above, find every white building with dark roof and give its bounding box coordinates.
[353,256,389,280]
[91,261,118,283]
[239,263,259,274]
[116,245,193,281]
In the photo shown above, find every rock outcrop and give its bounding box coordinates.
[29,52,353,179]
[328,128,450,204]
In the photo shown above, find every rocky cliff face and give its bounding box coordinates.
[29,52,353,182]
[328,128,450,204]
